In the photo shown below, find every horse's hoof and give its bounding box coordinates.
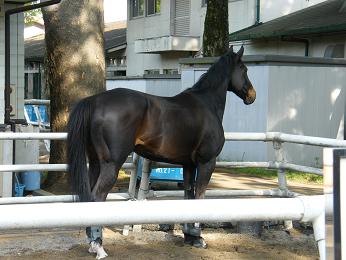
[192,237,207,249]
[184,234,208,249]
[89,241,108,259]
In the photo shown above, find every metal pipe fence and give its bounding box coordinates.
[0,131,341,260]
[0,131,345,199]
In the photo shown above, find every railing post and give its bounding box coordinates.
[133,158,152,232]
[273,141,293,229]
[137,158,152,200]
[273,141,288,192]
[123,153,140,236]
[0,128,13,197]
[128,153,139,199]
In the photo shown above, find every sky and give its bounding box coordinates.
[104,0,127,23]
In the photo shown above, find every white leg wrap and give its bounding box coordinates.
[89,241,108,259]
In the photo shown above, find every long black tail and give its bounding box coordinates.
[67,98,92,202]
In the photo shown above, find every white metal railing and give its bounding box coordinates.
[224,132,346,147]
[1,131,345,145]
[0,131,342,260]
[0,132,344,176]
[0,131,343,201]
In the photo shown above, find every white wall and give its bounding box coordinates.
[106,77,182,96]
[267,64,345,166]
[239,40,305,56]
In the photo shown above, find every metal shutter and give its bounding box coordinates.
[174,0,190,36]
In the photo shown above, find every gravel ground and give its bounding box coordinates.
[0,223,319,260]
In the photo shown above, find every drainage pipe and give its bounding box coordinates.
[255,0,260,24]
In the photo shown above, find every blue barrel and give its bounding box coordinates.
[22,171,41,191]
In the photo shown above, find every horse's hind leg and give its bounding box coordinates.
[87,160,123,260]
[184,158,216,249]
[182,166,201,246]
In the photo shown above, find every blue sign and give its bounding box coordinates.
[137,158,183,183]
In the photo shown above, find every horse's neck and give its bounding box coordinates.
[186,58,231,121]
[195,78,229,122]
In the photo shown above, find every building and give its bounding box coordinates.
[125,0,328,76]
[104,21,127,77]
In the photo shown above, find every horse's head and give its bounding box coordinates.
[227,46,256,105]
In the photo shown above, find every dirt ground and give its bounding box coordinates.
[0,223,319,260]
[0,170,323,259]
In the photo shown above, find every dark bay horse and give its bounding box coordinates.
[67,46,256,258]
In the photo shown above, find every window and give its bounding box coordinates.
[131,0,144,18]
[144,69,160,75]
[324,44,345,59]
[147,0,161,15]
[130,0,160,18]
[163,69,179,75]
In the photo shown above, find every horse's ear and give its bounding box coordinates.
[229,45,234,53]
[237,45,244,57]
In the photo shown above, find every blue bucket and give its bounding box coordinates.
[22,171,41,191]
[15,183,25,197]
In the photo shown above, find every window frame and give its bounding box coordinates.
[130,0,145,19]
[146,0,161,16]
[130,0,161,19]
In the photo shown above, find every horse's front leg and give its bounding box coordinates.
[183,158,216,249]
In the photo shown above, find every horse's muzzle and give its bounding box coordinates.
[244,87,256,105]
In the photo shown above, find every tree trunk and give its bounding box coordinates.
[202,0,229,57]
[42,0,105,189]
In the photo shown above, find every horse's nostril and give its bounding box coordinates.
[244,87,256,105]
[248,87,256,99]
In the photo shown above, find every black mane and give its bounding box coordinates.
[185,53,232,93]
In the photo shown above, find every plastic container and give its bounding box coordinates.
[15,183,25,197]
[22,171,41,191]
